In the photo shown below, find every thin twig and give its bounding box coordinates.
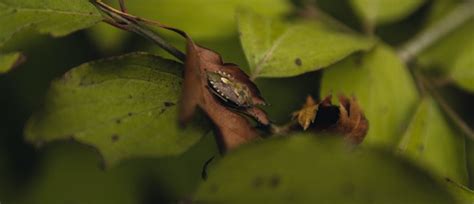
[430,76,454,87]
[90,0,186,62]
[412,69,428,96]
[398,0,474,63]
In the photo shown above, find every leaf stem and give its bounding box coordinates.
[397,0,474,63]
[90,0,186,62]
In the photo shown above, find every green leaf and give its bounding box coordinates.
[0,0,102,73]
[0,0,101,40]
[321,45,419,147]
[349,0,426,26]
[417,1,474,93]
[98,0,291,40]
[0,52,21,74]
[25,53,209,167]
[194,135,455,203]
[419,19,474,71]
[445,179,474,204]
[424,0,459,26]
[418,0,474,71]
[86,23,130,53]
[237,9,374,79]
[15,134,218,203]
[14,143,144,204]
[398,97,468,185]
[450,40,474,92]
[146,132,219,200]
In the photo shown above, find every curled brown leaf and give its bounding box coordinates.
[336,95,368,144]
[292,95,319,130]
[292,95,368,144]
[180,39,269,152]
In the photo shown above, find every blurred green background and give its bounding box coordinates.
[1,0,473,203]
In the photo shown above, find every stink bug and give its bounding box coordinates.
[206,71,253,108]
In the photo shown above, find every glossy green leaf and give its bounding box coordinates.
[450,40,474,92]
[0,0,102,73]
[349,0,426,25]
[194,135,454,203]
[321,45,419,147]
[0,52,21,74]
[398,97,468,185]
[25,53,209,167]
[237,9,374,79]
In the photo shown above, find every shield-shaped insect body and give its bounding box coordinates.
[206,71,253,108]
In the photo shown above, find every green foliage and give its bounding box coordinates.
[0,0,102,73]
[89,0,292,51]
[417,0,473,71]
[450,40,474,92]
[14,143,144,204]
[446,179,474,204]
[145,133,218,200]
[25,53,209,167]
[419,19,474,71]
[1,0,473,202]
[101,0,291,39]
[194,135,455,203]
[416,0,474,93]
[0,52,20,73]
[14,134,217,204]
[237,9,374,79]
[321,45,419,147]
[349,0,426,26]
[398,97,468,185]
[87,23,130,53]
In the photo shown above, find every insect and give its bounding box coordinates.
[206,70,253,108]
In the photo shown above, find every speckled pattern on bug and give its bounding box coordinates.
[206,70,253,108]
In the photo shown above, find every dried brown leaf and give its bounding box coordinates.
[180,40,269,151]
[292,95,319,130]
[292,95,368,144]
[336,95,369,144]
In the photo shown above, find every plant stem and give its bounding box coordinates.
[91,1,186,62]
[397,0,474,63]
